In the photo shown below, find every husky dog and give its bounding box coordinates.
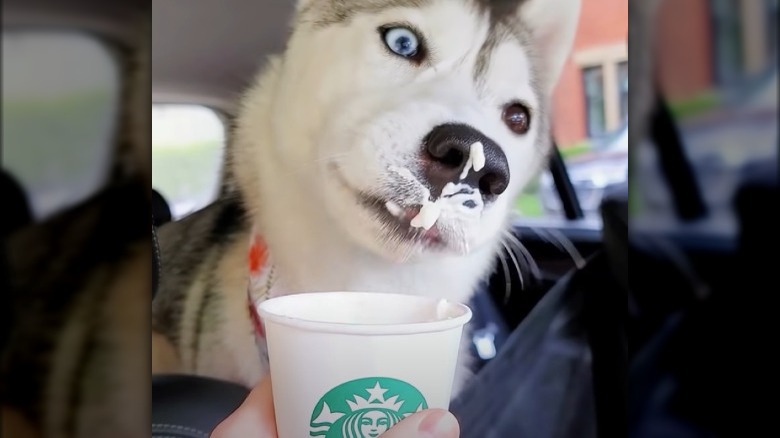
[152,0,581,393]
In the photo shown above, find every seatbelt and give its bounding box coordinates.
[152,222,160,300]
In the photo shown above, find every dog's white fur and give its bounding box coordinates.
[160,0,580,393]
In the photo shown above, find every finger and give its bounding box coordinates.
[210,375,277,438]
[381,409,460,438]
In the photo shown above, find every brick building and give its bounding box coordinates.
[655,0,778,103]
[550,0,777,148]
[552,0,628,147]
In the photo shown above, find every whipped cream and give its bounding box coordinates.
[389,159,483,231]
[410,200,442,230]
[470,141,486,172]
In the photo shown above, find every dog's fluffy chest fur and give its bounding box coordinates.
[178,222,493,393]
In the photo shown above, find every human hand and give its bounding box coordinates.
[211,375,460,438]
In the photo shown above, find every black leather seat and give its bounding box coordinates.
[152,374,250,437]
[628,159,778,437]
[151,223,250,437]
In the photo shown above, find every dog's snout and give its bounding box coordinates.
[422,123,510,199]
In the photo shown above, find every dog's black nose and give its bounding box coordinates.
[422,123,510,199]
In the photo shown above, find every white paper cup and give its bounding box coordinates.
[258,291,472,438]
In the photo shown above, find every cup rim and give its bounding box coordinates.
[257,291,472,335]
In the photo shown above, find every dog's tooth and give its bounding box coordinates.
[410,201,441,230]
[470,142,485,172]
[385,201,403,217]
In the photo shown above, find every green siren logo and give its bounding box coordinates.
[310,377,428,438]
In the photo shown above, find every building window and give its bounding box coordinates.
[582,65,606,137]
[617,61,628,125]
[711,0,744,85]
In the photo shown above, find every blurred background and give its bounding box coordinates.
[3,32,120,221]
[628,0,777,436]
[2,1,150,437]
[2,0,777,436]
[635,0,777,234]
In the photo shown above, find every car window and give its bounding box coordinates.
[634,0,778,233]
[513,1,628,225]
[2,31,120,220]
[152,104,226,220]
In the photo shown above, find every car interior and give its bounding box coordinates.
[149,2,629,435]
[150,1,775,433]
[2,0,776,436]
[150,0,625,433]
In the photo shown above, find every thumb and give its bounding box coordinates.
[381,409,460,438]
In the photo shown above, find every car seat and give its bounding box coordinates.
[152,188,173,228]
[2,169,33,236]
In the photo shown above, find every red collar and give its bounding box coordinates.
[248,298,265,338]
[247,234,271,340]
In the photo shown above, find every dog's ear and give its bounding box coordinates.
[518,0,581,93]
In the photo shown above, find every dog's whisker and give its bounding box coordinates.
[503,229,543,281]
[527,227,584,269]
[501,233,525,293]
[496,239,513,304]
[543,228,585,269]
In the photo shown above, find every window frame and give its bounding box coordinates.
[582,64,608,138]
[617,60,629,124]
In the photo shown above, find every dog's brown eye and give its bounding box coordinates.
[503,103,531,134]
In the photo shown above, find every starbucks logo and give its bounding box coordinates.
[310,377,428,438]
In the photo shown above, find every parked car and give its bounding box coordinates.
[539,125,628,215]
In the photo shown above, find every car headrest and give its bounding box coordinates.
[734,159,778,264]
[1,169,33,236]
[152,189,172,228]
[153,222,160,301]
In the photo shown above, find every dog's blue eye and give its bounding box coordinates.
[383,27,419,58]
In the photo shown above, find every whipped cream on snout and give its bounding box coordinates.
[459,141,485,180]
[410,201,442,230]
[470,141,486,172]
[387,163,484,232]
[439,182,483,217]
[388,138,486,231]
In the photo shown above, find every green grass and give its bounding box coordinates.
[668,91,721,120]
[559,140,592,159]
[152,140,223,206]
[514,193,543,217]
